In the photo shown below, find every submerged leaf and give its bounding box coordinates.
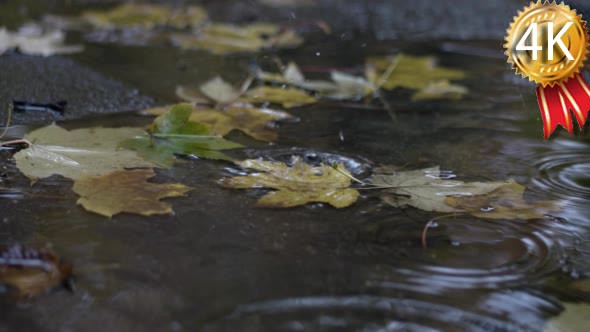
[445,180,560,220]
[242,86,317,108]
[123,104,242,167]
[219,157,359,208]
[0,245,72,299]
[145,103,294,142]
[372,166,560,219]
[14,124,153,180]
[368,54,467,100]
[0,27,83,56]
[82,3,208,29]
[171,23,303,54]
[73,169,191,217]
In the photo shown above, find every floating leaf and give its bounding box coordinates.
[82,3,208,29]
[123,104,242,167]
[445,180,560,220]
[0,245,72,299]
[368,54,467,100]
[242,86,317,108]
[219,157,359,208]
[0,27,83,56]
[544,302,590,332]
[144,103,294,142]
[176,76,245,105]
[73,169,191,217]
[171,23,303,54]
[14,124,153,180]
[373,166,505,213]
[372,166,560,219]
[258,62,374,99]
[411,80,468,101]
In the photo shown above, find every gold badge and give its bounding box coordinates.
[505,1,589,87]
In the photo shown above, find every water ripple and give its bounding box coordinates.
[203,295,540,332]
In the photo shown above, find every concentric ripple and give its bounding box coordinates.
[360,216,562,293]
[533,141,590,204]
[203,295,542,332]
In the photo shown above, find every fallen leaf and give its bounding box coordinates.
[14,124,153,180]
[171,23,303,54]
[219,157,359,208]
[544,302,590,332]
[258,62,375,99]
[122,103,242,167]
[175,76,245,105]
[0,245,72,299]
[0,27,83,56]
[242,86,317,108]
[73,169,191,217]
[445,180,560,220]
[145,103,294,142]
[82,3,208,29]
[373,166,505,213]
[372,166,560,219]
[368,54,467,100]
[411,80,468,101]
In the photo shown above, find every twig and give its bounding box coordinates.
[0,102,13,141]
[0,139,31,147]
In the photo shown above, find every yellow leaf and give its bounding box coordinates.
[368,54,467,99]
[171,23,302,54]
[219,157,359,208]
[82,3,208,29]
[242,86,317,108]
[445,180,560,220]
[73,169,192,218]
[145,104,294,142]
[411,80,468,101]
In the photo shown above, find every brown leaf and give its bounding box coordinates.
[0,245,72,300]
[73,169,192,217]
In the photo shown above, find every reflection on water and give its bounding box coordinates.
[2,2,590,331]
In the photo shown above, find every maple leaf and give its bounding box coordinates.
[411,80,468,101]
[372,166,560,219]
[218,157,359,208]
[72,168,191,217]
[0,245,72,299]
[0,27,83,56]
[82,3,208,29]
[14,124,153,180]
[367,54,467,100]
[544,302,590,332]
[144,103,294,142]
[241,86,317,108]
[171,23,303,54]
[122,103,242,167]
[175,76,249,105]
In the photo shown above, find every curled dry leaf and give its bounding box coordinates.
[0,245,72,299]
[219,157,359,208]
[242,86,317,108]
[144,103,294,142]
[14,124,154,180]
[171,23,303,54]
[0,27,83,56]
[372,166,560,219]
[82,3,208,29]
[73,168,192,217]
[258,61,375,100]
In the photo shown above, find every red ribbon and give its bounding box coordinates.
[536,73,590,138]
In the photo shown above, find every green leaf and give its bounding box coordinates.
[149,103,210,135]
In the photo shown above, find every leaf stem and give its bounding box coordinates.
[0,102,13,141]
[421,213,463,249]
[330,163,366,185]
